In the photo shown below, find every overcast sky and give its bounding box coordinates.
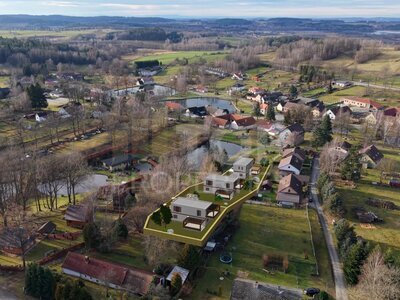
[0,0,399,18]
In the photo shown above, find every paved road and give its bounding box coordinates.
[0,287,18,300]
[311,158,348,300]
[352,81,400,91]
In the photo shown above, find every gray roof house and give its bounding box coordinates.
[233,157,254,179]
[170,196,220,231]
[276,174,304,207]
[204,173,241,200]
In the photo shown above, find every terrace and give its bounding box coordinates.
[144,165,270,246]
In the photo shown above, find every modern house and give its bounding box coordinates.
[278,154,304,177]
[62,252,154,296]
[276,174,304,207]
[324,105,352,120]
[359,144,384,168]
[204,173,241,199]
[279,123,305,147]
[233,157,254,179]
[65,204,93,229]
[170,196,220,231]
[341,96,383,111]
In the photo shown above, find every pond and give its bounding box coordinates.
[181,97,236,113]
[112,84,176,97]
[188,140,247,169]
[38,174,109,196]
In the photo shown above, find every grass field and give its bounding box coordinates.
[335,142,400,258]
[190,204,334,299]
[133,50,227,65]
[0,76,9,88]
[140,123,205,157]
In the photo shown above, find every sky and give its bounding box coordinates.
[0,0,399,18]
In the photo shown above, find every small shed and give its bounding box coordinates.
[166,266,189,284]
[37,221,56,235]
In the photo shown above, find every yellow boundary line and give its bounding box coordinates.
[144,164,271,246]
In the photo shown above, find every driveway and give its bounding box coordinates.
[0,287,18,300]
[310,158,348,300]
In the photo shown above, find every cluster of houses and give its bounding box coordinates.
[169,157,256,232]
[276,147,309,207]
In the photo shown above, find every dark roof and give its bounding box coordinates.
[101,154,136,167]
[286,123,305,134]
[278,174,303,195]
[0,228,35,249]
[339,141,352,150]
[360,144,384,164]
[282,147,306,160]
[297,97,320,107]
[278,154,304,172]
[188,106,207,116]
[313,102,326,112]
[65,205,91,223]
[329,106,352,116]
[37,221,56,234]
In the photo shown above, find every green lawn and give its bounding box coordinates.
[190,204,333,299]
[134,51,227,65]
[0,76,9,88]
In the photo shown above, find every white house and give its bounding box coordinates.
[233,157,254,179]
[204,173,241,199]
[278,154,304,177]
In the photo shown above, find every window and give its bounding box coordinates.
[197,210,201,217]
[173,214,177,219]
[173,206,181,213]
[206,180,213,186]
[226,183,230,189]
[206,187,209,191]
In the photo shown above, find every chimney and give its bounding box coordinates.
[85,256,90,264]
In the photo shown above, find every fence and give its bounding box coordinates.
[38,242,85,266]
[46,231,81,240]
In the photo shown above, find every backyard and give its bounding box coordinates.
[189,204,334,299]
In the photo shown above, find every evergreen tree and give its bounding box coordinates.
[178,244,201,270]
[151,210,162,226]
[265,102,275,121]
[83,223,102,249]
[27,83,48,108]
[253,102,261,117]
[159,205,172,227]
[321,115,332,135]
[289,85,298,98]
[114,219,128,239]
[341,147,362,181]
[312,116,333,147]
[344,241,369,285]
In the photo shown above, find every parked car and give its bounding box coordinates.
[304,287,320,297]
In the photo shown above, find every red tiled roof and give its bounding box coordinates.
[212,117,229,127]
[165,101,183,110]
[260,103,268,110]
[62,252,128,286]
[234,116,256,127]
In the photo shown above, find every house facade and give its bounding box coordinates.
[170,196,220,231]
[233,157,255,179]
[341,96,383,111]
[359,144,384,168]
[204,173,241,199]
[279,123,305,147]
[278,154,304,177]
[276,174,304,207]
